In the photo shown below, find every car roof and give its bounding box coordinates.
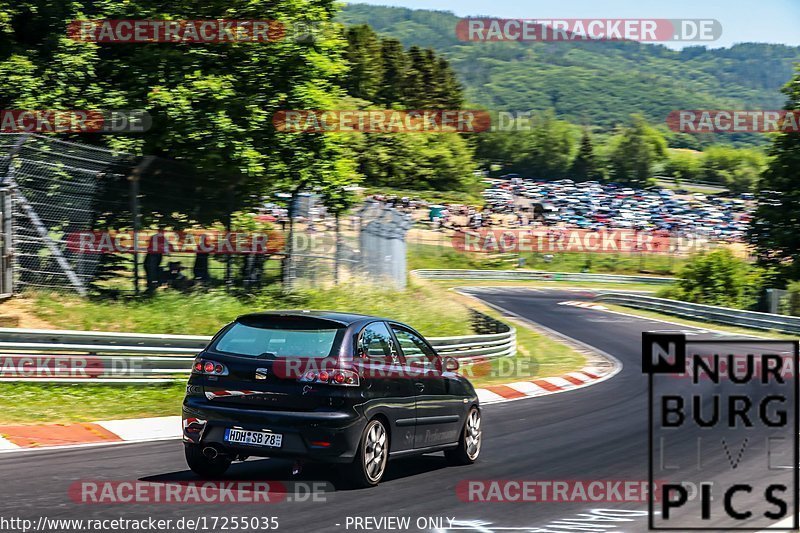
[236,310,397,327]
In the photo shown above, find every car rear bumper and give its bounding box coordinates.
[182,397,365,463]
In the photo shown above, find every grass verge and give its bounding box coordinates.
[0,382,186,424]
[27,282,473,337]
[2,281,591,424]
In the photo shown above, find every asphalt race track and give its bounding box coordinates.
[1,288,793,532]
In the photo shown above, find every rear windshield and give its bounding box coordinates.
[211,320,344,359]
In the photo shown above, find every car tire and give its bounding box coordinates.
[343,418,389,488]
[445,407,481,465]
[184,444,231,478]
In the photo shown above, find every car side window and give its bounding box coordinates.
[359,322,398,364]
[390,326,437,369]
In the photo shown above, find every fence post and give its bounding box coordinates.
[0,135,28,296]
[128,156,153,296]
[0,186,11,296]
[334,211,340,286]
[282,190,297,291]
[225,191,233,292]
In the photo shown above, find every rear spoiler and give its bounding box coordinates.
[235,314,348,329]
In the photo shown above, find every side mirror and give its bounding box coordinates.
[444,357,459,372]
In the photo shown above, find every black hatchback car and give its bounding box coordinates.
[182,311,481,487]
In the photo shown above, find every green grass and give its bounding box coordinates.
[466,316,586,387]
[29,282,473,337]
[406,242,684,275]
[0,382,186,424]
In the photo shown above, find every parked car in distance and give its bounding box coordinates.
[182,311,481,487]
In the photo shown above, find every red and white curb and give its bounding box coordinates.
[475,366,614,405]
[0,416,182,452]
[0,365,617,451]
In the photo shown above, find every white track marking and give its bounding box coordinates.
[95,416,182,441]
[0,435,19,450]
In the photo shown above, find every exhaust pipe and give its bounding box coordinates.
[202,446,219,459]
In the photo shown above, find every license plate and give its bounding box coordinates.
[224,428,283,448]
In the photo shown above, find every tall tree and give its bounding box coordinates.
[570,129,601,181]
[433,56,463,108]
[343,24,384,102]
[352,132,477,191]
[748,66,800,281]
[607,114,666,186]
[403,46,434,107]
[516,111,574,179]
[376,38,408,105]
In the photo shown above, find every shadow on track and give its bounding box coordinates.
[139,454,452,491]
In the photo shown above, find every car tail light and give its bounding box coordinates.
[333,370,358,385]
[299,368,359,387]
[192,359,228,376]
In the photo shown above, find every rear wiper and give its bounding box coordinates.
[255,351,278,359]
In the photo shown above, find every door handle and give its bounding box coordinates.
[415,382,425,392]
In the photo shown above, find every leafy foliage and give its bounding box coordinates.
[660,249,767,309]
[474,111,579,178]
[0,0,359,218]
[748,66,800,281]
[606,115,667,186]
[570,129,602,182]
[783,281,800,317]
[338,25,474,191]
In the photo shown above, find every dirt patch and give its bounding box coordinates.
[0,297,55,329]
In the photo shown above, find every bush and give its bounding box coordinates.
[659,249,765,309]
[784,281,800,316]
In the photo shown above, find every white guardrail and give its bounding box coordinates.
[0,322,516,383]
[595,293,800,335]
[412,269,675,285]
